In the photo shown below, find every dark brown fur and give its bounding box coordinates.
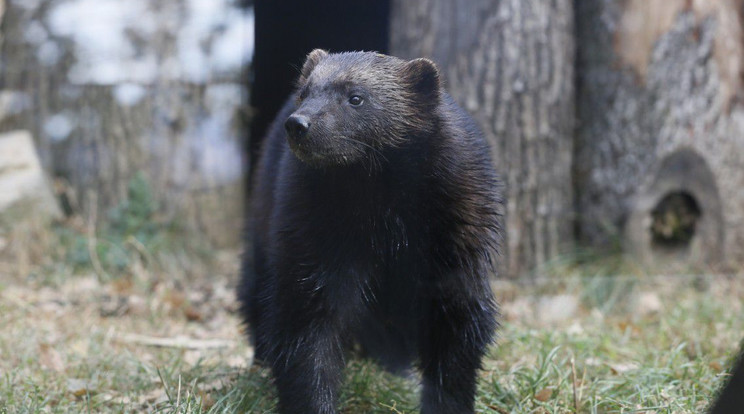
[240,50,502,414]
[709,349,744,413]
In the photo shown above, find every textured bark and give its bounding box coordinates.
[391,0,575,278]
[575,0,744,268]
[0,0,4,47]
[0,0,251,247]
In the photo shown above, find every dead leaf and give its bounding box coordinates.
[686,342,698,359]
[608,362,639,375]
[183,305,203,321]
[39,343,65,372]
[127,295,148,316]
[70,339,89,357]
[106,394,133,405]
[566,321,584,335]
[585,357,602,366]
[537,295,579,324]
[226,352,252,369]
[534,387,553,402]
[199,377,230,393]
[635,291,662,317]
[617,320,641,335]
[111,277,134,294]
[198,390,216,410]
[67,378,95,398]
[488,405,509,414]
[709,361,723,371]
[183,350,203,366]
[138,388,168,405]
[99,295,128,317]
[117,333,235,349]
[163,291,186,311]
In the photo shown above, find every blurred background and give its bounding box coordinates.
[3,0,744,278]
[1,0,743,412]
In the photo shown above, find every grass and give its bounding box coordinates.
[1,261,740,413]
[0,190,742,412]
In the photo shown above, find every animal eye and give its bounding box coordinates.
[298,88,309,101]
[348,95,364,106]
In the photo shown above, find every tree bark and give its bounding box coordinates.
[0,0,4,48]
[391,0,575,278]
[575,0,744,268]
[0,0,252,247]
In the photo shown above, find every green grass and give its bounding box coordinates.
[1,266,740,413]
[0,201,742,412]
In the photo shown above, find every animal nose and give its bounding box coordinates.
[285,115,311,139]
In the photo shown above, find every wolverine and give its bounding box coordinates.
[239,49,502,414]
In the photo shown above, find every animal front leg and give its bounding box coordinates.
[271,324,345,414]
[419,289,497,414]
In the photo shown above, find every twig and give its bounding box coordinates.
[176,375,182,408]
[126,235,152,267]
[579,365,587,406]
[379,401,404,414]
[117,333,235,349]
[86,192,107,280]
[571,356,579,413]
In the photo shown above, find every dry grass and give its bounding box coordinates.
[0,216,742,413]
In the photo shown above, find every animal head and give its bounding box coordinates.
[285,50,441,168]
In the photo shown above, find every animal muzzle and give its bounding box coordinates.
[285,114,311,140]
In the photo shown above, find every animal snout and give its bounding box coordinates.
[285,114,311,139]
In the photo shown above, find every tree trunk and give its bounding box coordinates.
[0,0,4,47]
[0,0,253,247]
[391,0,575,278]
[575,0,744,268]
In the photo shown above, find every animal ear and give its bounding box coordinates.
[403,58,440,100]
[300,49,329,82]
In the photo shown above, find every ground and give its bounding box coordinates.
[0,219,742,413]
